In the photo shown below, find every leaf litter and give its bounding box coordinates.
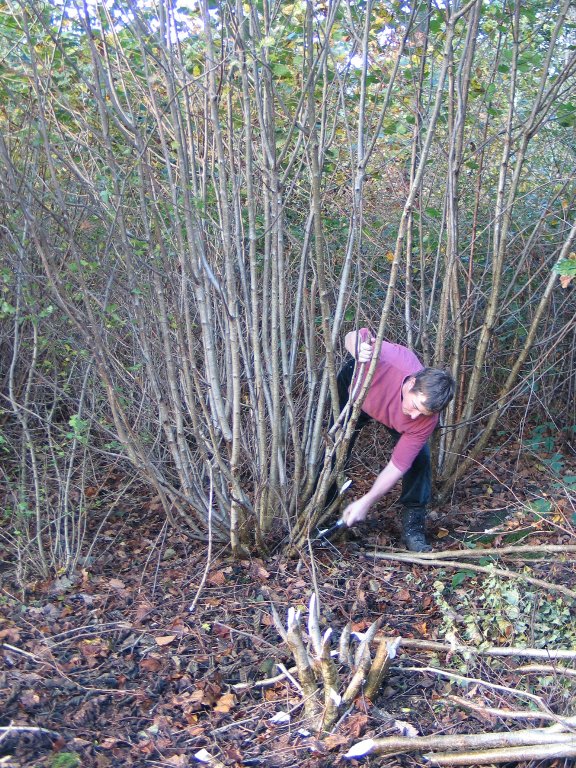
[1,440,575,768]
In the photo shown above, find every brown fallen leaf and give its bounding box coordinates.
[155,635,177,646]
[213,692,235,713]
[249,559,270,580]
[140,656,162,672]
[99,737,120,749]
[0,626,21,642]
[323,732,349,750]
[413,621,428,636]
[207,570,226,586]
[80,638,109,667]
[135,601,154,623]
[213,623,230,639]
[164,756,188,767]
[342,712,368,738]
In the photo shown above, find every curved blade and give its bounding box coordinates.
[312,478,353,541]
[315,518,345,540]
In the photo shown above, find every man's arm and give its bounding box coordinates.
[341,460,404,527]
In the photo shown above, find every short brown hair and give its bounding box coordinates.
[412,368,455,413]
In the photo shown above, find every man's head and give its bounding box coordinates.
[405,368,456,415]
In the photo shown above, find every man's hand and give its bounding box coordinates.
[341,462,404,529]
[357,336,376,363]
[344,330,376,362]
[342,496,372,527]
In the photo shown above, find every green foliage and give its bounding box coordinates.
[66,414,90,445]
[451,570,476,588]
[433,571,576,648]
[525,423,576,500]
[554,253,576,281]
[528,497,553,516]
[48,754,81,768]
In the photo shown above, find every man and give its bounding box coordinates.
[338,329,455,552]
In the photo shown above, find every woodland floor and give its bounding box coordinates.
[1,431,576,768]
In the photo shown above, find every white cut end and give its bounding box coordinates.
[309,592,317,615]
[387,637,401,659]
[394,719,419,738]
[194,749,213,763]
[344,739,376,758]
[270,711,291,724]
[329,687,342,705]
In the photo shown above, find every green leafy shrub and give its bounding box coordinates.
[433,569,576,648]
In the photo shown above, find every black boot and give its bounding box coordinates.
[401,508,432,552]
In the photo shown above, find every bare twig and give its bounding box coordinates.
[399,666,554,716]
[188,465,215,613]
[231,665,298,692]
[276,663,304,694]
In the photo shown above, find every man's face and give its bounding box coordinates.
[401,379,433,419]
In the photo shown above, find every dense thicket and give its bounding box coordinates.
[0,0,574,572]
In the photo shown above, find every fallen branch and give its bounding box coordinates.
[396,637,576,660]
[399,666,555,719]
[448,695,576,726]
[516,664,576,678]
[423,740,576,766]
[370,544,576,559]
[345,729,576,758]
[367,551,576,600]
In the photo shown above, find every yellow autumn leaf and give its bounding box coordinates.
[214,692,236,713]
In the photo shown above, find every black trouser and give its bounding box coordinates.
[334,357,432,510]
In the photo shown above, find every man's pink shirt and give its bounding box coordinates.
[353,330,438,473]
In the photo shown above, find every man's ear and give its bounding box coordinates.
[404,376,416,392]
